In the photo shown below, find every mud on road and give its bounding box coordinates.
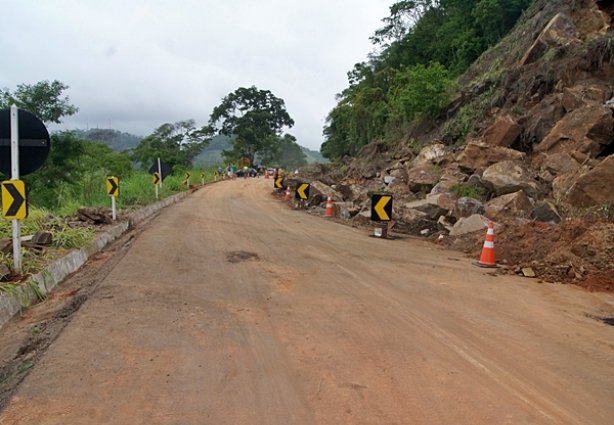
[0,178,613,424]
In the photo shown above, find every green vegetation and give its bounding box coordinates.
[450,183,487,201]
[0,80,78,124]
[208,86,299,167]
[322,0,534,160]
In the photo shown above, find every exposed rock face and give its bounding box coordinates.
[456,140,526,172]
[482,115,522,147]
[564,155,614,207]
[521,12,579,65]
[534,105,614,157]
[485,191,534,220]
[482,161,539,197]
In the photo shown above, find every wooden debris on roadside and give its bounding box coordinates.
[77,207,112,225]
[0,239,11,254]
[32,231,53,246]
[0,264,11,282]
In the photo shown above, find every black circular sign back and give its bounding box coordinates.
[148,160,172,181]
[0,109,51,176]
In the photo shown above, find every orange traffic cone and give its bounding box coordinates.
[324,195,334,218]
[285,186,292,201]
[474,221,498,268]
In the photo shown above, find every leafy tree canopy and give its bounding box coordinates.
[209,86,294,166]
[132,120,212,172]
[0,80,78,124]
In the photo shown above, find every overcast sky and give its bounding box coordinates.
[0,0,392,151]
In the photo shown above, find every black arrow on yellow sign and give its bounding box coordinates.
[106,176,120,197]
[371,194,393,222]
[1,180,28,220]
[274,177,284,189]
[295,183,310,200]
[152,172,160,185]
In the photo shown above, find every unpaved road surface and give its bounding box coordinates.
[0,178,613,424]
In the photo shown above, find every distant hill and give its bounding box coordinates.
[193,136,328,166]
[192,135,232,167]
[72,128,327,166]
[73,128,142,151]
[302,147,328,164]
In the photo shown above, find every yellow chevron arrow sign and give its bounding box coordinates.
[371,194,393,222]
[296,183,310,200]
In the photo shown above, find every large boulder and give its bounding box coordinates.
[406,165,441,193]
[485,191,534,220]
[562,85,607,113]
[456,140,526,172]
[534,105,614,158]
[449,214,488,236]
[310,181,343,201]
[453,197,485,219]
[532,152,582,177]
[481,161,539,197]
[530,201,562,224]
[403,194,451,220]
[521,13,579,65]
[412,143,448,166]
[564,155,614,208]
[482,115,522,147]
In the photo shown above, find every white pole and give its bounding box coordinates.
[155,184,159,200]
[10,105,21,273]
[157,157,163,188]
[111,195,116,221]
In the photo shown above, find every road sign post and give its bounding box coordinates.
[10,105,21,272]
[157,158,163,188]
[106,176,120,221]
[371,194,393,239]
[0,106,51,273]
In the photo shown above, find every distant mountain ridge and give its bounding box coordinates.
[74,128,328,166]
[72,128,142,151]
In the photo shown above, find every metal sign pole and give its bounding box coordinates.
[10,105,21,273]
[157,157,163,188]
[111,195,117,221]
[155,184,159,200]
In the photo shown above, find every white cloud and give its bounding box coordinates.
[0,0,392,150]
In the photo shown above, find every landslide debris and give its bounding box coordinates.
[295,0,614,292]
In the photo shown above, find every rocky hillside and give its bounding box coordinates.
[294,0,614,291]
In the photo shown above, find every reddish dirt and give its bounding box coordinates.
[0,179,613,424]
[445,217,614,292]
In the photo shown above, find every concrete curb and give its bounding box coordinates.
[0,189,192,329]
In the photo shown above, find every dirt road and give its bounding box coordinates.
[0,178,613,424]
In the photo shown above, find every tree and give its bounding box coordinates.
[0,80,78,124]
[132,120,212,171]
[390,62,453,122]
[208,86,294,166]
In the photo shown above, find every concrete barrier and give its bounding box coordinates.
[0,190,192,329]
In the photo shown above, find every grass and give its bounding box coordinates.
[0,168,219,289]
[450,183,487,201]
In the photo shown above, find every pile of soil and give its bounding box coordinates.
[445,217,614,292]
